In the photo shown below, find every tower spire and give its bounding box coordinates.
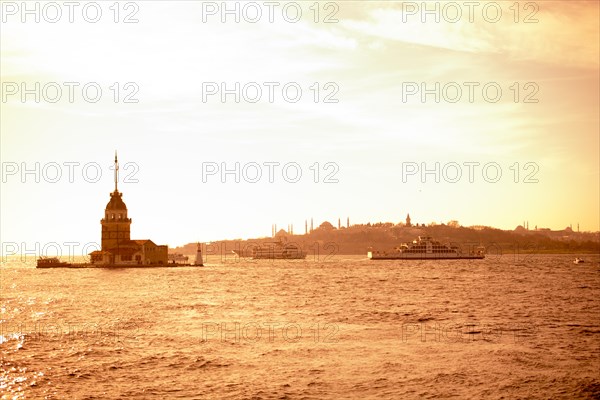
[114,151,119,192]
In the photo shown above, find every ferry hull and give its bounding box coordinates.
[368,252,484,260]
[231,250,307,260]
[252,254,307,260]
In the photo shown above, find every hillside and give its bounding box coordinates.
[171,222,599,256]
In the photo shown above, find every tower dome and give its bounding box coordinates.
[106,191,128,210]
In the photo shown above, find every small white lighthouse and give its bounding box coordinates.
[194,242,204,266]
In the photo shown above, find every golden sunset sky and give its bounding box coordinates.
[1,1,598,250]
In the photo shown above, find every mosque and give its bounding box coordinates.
[89,153,168,266]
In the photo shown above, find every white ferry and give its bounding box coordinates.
[232,240,307,260]
[368,236,485,260]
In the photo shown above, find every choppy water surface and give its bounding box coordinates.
[1,254,599,399]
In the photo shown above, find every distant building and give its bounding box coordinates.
[90,153,168,266]
[275,229,289,238]
[318,221,335,231]
[470,225,487,231]
[406,214,412,227]
[514,225,527,233]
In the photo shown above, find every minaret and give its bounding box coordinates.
[101,152,132,250]
[347,217,349,228]
[338,218,341,229]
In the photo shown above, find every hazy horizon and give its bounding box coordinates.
[2,1,599,248]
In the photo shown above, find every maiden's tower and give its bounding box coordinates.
[89,153,168,266]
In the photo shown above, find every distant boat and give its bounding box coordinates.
[574,257,585,264]
[168,253,189,264]
[368,236,485,260]
[37,257,71,268]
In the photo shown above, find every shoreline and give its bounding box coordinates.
[36,263,203,269]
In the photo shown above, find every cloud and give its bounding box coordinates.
[336,1,598,69]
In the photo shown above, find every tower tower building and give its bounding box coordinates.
[101,152,132,250]
[90,152,168,266]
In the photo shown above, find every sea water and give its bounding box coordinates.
[1,254,599,399]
